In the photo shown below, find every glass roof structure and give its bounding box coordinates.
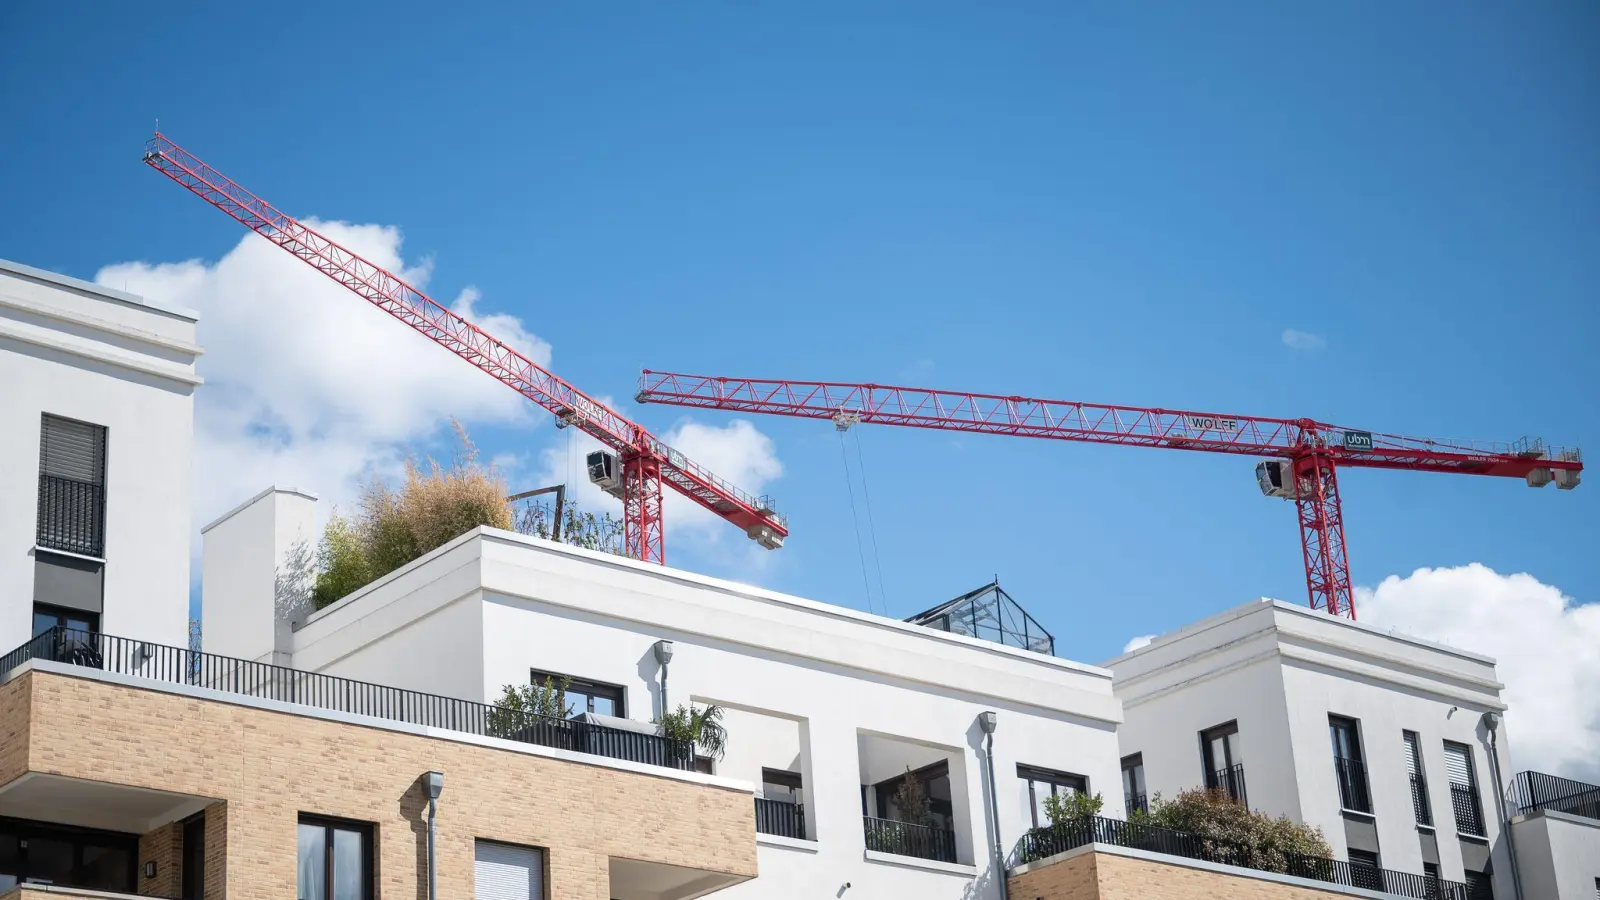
[904,580,1055,656]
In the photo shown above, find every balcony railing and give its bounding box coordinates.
[1205,763,1248,807]
[1334,756,1372,814]
[1125,793,1148,817]
[1508,770,1600,822]
[1450,784,1486,837]
[37,473,106,558]
[1411,774,1433,827]
[863,816,957,863]
[1,627,697,772]
[1008,816,1472,899]
[754,798,806,840]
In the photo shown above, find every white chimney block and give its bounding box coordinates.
[200,486,318,666]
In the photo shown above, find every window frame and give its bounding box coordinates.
[36,413,109,559]
[1120,753,1146,813]
[1347,849,1383,891]
[1017,764,1090,830]
[1200,721,1242,775]
[527,667,626,719]
[296,814,373,900]
[0,815,138,892]
[31,604,99,637]
[761,768,804,803]
[872,759,955,829]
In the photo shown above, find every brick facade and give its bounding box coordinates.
[1009,849,1376,900]
[1,670,757,899]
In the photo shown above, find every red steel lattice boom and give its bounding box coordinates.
[142,134,787,564]
[637,372,1583,618]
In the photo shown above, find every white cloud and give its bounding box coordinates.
[1122,634,1156,653]
[96,222,542,541]
[1357,564,1600,782]
[1281,328,1327,351]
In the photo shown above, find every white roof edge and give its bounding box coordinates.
[200,485,319,534]
[0,257,201,322]
[475,526,1115,680]
[1101,596,1497,668]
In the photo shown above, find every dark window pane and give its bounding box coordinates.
[26,836,75,884]
[0,833,17,887]
[298,823,327,900]
[591,696,616,717]
[32,612,56,636]
[78,844,133,891]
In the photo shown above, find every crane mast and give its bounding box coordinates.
[141,134,788,564]
[637,371,1582,618]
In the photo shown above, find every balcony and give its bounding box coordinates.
[1450,784,1485,837]
[863,816,957,864]
[1334,756,1372,814]
[754,798,806,840]
[1008,816,1474,900]
[1205,763,1248,807]
[1411,773,1433,827]
[1508,770,1600,821]
[1125,793,1147,817]
[36,473,105,558]
[2,627,698,772]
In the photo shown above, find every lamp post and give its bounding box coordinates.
[423,771,444,900]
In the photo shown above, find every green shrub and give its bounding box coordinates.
[487,675,573,737]
[311,422,512,609]
[656,703,729,764]
[1132,788,1332,871]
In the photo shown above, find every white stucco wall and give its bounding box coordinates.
[1513,812,1600,900]
[271,526,1123,899]
[0,259,200,652]
[201,487,317,664]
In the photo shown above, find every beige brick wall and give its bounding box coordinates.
[7,671,756,900]
[1009,850,1373,900]
[137,822,181,897]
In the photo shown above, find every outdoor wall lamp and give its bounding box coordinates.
[423,771,444,900]
[654,640,675,715]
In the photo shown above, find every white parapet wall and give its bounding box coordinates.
[200,486,318,664]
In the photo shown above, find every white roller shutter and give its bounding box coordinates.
[1444,743,1473,787]
[1403,733,1422,777]
[475,841,544,900]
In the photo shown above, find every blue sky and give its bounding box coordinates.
[2,2,1596,672]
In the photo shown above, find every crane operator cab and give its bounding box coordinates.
[1256,460,1299,500]
[587,450,627,500]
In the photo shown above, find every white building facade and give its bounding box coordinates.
[0,258,200,654]
[1109,599,1517,898]
[202,487,1125,899]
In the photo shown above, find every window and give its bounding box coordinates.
[1329,716,1371,813]
[1405,731,1433,827]
[1465,869,1494,900]
[297,816,372,900]
[1444,742,1486,837]
[528,668,625,718]
[474,840,544,900]
[1424,862,1441,894]
[0,817,136,892]
[1348,849,1383,891]
[762,768,804,804]
[1017,765,1088,830]
[872,760,955,831]
[1201,722,1246,804]
[32,604,98,638]
[37,414,108,558]
[1121,754,1147,815]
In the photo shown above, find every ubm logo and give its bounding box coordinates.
[1343,431,1374,451]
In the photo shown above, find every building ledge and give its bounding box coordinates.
[756,833,819,852]
[3,660,755,795]
[1511,808,1600,830]
[1011,843,1421,900]
[3,887,149,900]
[863,849,976,877]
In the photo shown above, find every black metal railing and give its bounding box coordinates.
[754,798,806,840]
[1451,784,1486,837]
[1007,816,1472,899]
[1411,774,1433,827]
[1508,770,1600,822]
[37,474,106,558]
[863,816,957,864]
[1205,763,1248,807]
[1125,793,1148,817]
[1,627,697,771]
[1334,756,1372,814]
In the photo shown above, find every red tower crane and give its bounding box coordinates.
[141,134,787,564]
[637,371,1582,618]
